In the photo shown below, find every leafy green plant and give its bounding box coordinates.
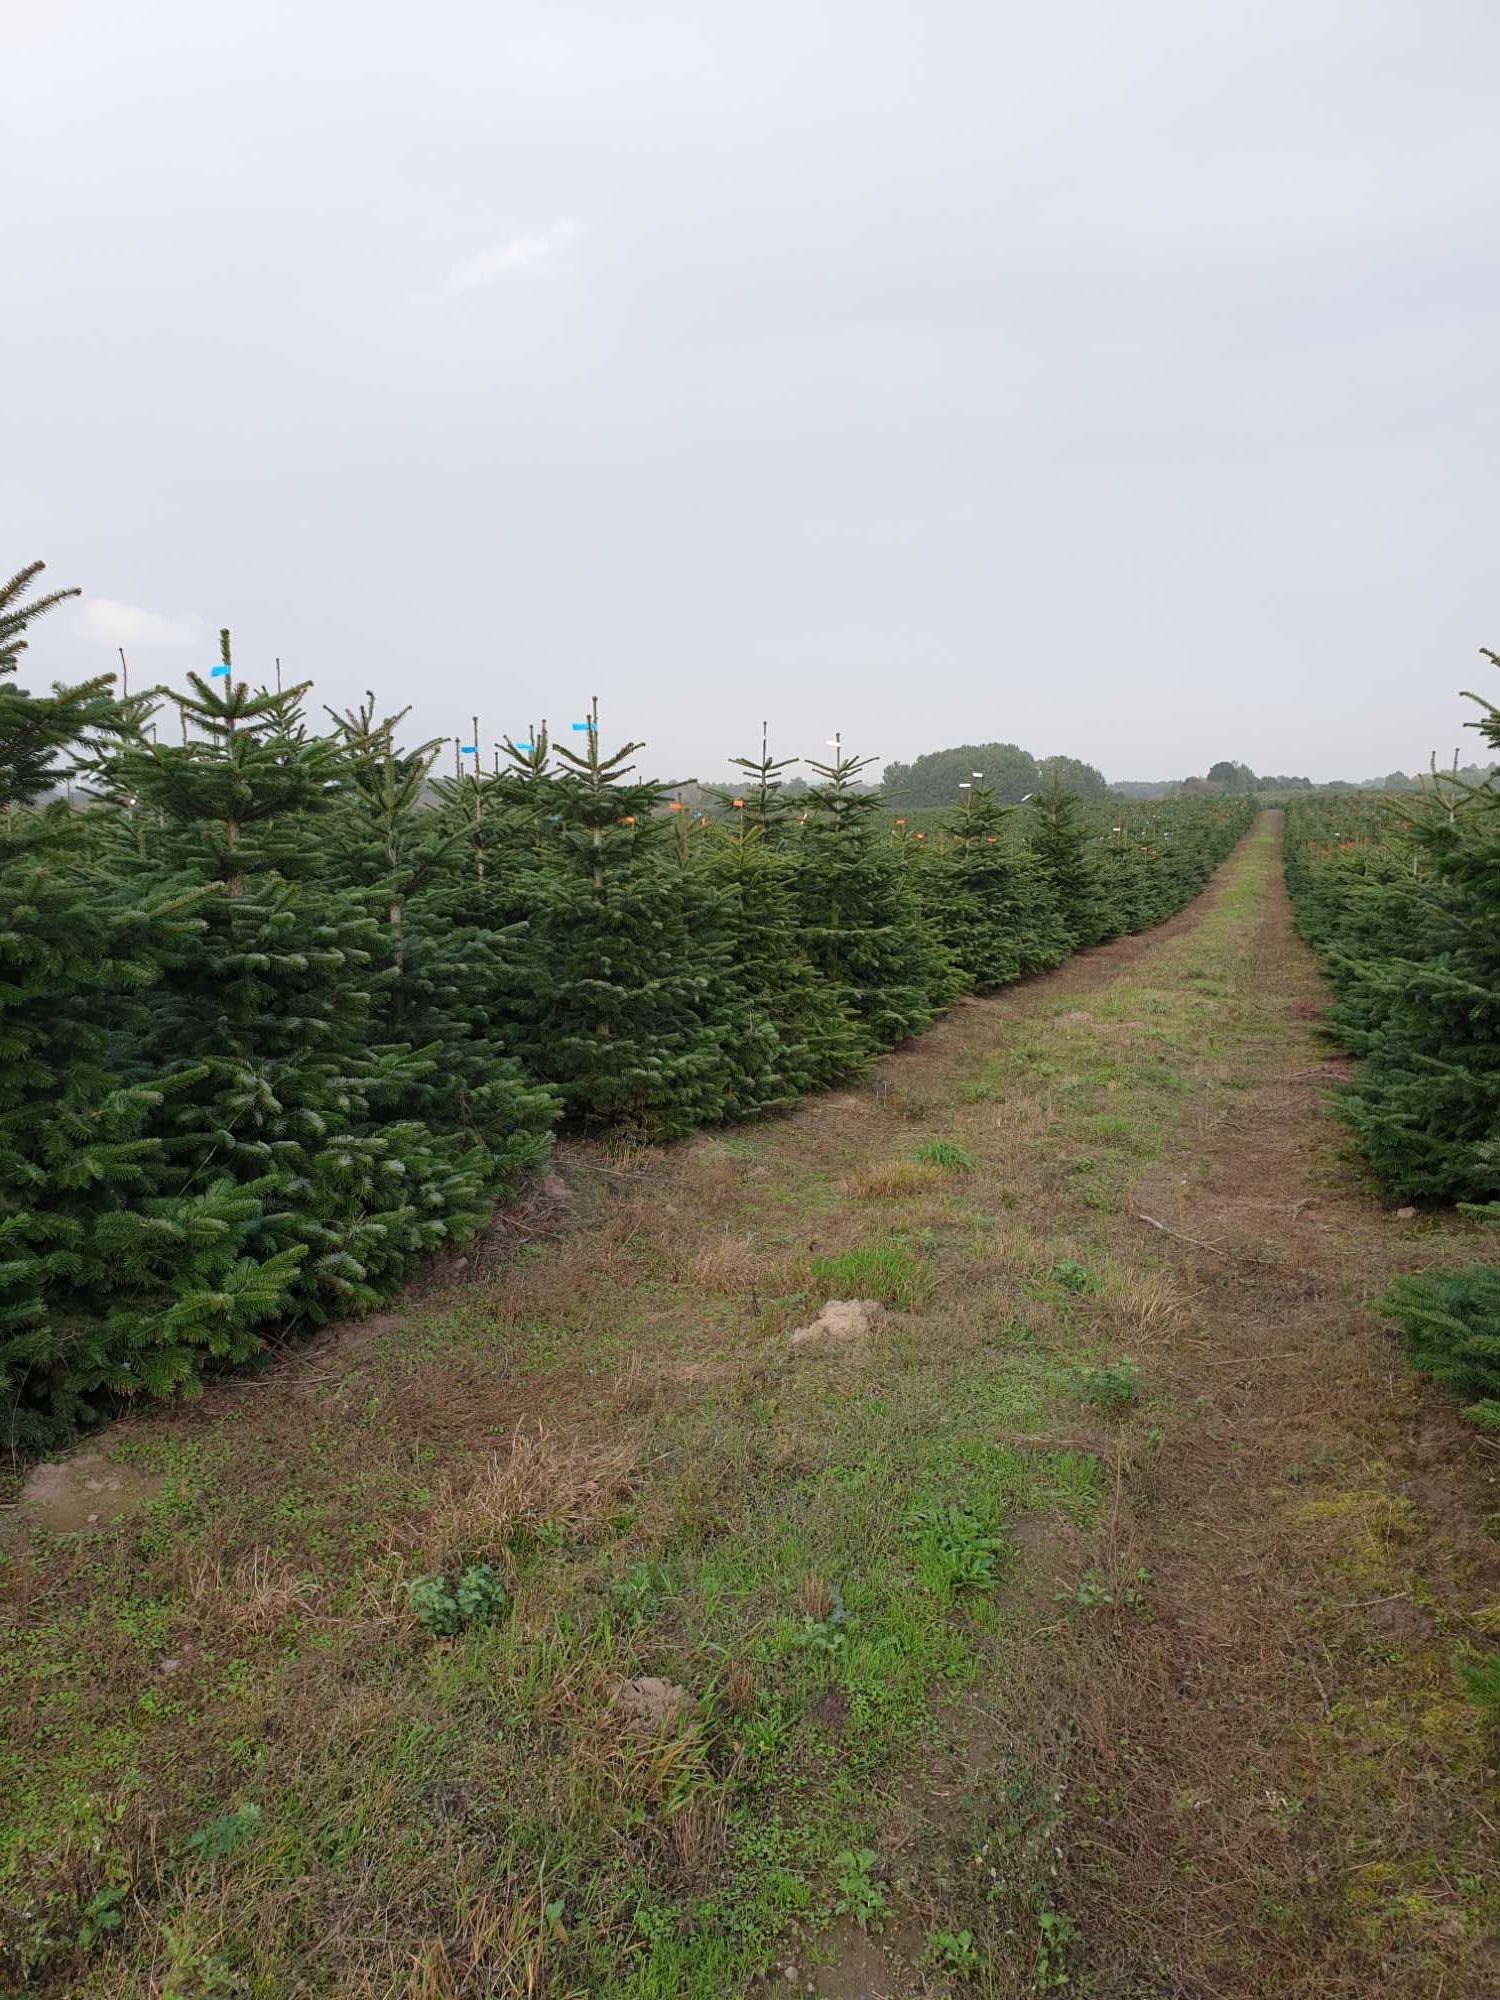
[1050,1259,1095,1295]
[791,1580,852,1667]
[914,1138,974,1171]
[1034,1907,1081,1989]
[609,1559,671,1624]
[1073,1358,1141,1411]
[76,1883,126,1951]
[184,1801,262,1863]
[832,1847,888,1931]
[921,1925,981,1975]
[909,1503,1008,1600]
[1055,1567,1150,1618]
[406,1563,508,1637]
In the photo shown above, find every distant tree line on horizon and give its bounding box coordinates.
[881,743,1499,808]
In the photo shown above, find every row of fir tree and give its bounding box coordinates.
[1283,656,1500,1432]
[2,562,1253,1448]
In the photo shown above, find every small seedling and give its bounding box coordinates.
[832,1847,888,1931]
[921,1925,981,1975]
[794,1582,851,1658]
[610,1559,670,1623]
[76,1884,126,1950]
[1034,1907,1080,1989]
[407,1562,508,1637]
[914,1139,974,1171]
[1056,1567,1151,1618]
[1073,1359,1141,1412]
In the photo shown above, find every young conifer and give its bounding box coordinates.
[930,774,1071,987]
[792,742,949,1053]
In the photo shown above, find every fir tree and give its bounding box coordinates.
[706,730,866,1095]
[2,583,296,1447]
[503,701,774,1137]
[792,741,950,1053]
[105,643,504,1322]
[1027,771,1118,949]
[324,698,557,1197]
[930,776,1070,987]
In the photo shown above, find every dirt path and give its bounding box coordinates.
[983,813,1500,1998]
[5,813,1498,1999]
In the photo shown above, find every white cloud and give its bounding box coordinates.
[440,219,582,296]
[76,597,204,650]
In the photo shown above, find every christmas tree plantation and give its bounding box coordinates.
[3,562,1254,1444]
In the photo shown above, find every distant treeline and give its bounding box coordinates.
[881,743,1108,809]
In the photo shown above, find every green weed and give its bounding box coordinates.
[406,1563,508,1637]
[1050,1260,1096,1295]
[921,1925,981,1975]
[832,1847,888,1931]
[908,1503,1008,1600]
[914,1139,975,1171]
[1073,1358,1141,1411]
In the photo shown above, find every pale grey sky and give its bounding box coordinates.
[7,1,1497,783]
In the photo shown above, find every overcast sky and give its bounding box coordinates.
[7,1,1497,784]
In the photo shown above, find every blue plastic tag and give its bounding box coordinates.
[515,741,533,752]
[460,744,477,754]
[571,721,590,732]
[210,666,230,678]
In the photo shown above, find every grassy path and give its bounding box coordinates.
[4,813,1499,1998]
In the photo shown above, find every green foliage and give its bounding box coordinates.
[908,1502,1008,1598]
[809,1241,925,1308]
[1050,1260,1096,1295]
[921,1927,981,1976]
[1457,1649,1500,1729]
[831,1847,888,1931]
[928,778,1071,987]
[498,706,784,1137]
[794,745,957,1055]
[914,1138,974,1171]
[184,1801,262,1862]
[1384,1264,1500,1431]
[406,1563,509,1637]
[1284,658,1500,1204]
[883,740,1039,809]
[1073,1359,1142,1411]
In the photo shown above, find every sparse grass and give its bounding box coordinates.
[914,1138,975,1172]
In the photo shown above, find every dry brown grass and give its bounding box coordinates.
[423,1422,638,1571]
[842,1160,946,1199]
[182,1547,319,1634]
[688,1233,761,1291]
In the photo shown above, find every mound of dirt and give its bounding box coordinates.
[611,1676,692,1735]
[19,1452,164,1534]
[788,1299,884,1351]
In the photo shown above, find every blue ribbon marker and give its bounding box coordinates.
[571,721,590,732]
[210,666,230,678]
[460,743,477,754]
[515,741,533,752]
